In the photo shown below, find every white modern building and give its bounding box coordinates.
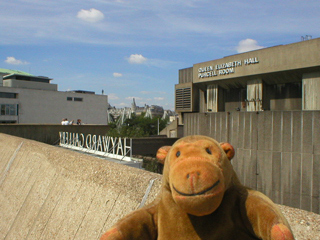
[0,69,108,124]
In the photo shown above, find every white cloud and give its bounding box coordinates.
[154,97,164,101]
[236,39,264,53]
[77,8,104,23]
[5,56,29,65]
[113,72,123,77]
[127,54,147,64]
[125,96,143,101]
[108,93,119,100]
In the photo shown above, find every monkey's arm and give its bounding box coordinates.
[100,205,157,240]
[245,190,294,240]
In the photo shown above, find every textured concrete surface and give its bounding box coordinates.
[0,133,161,240]
[0,133,319,239]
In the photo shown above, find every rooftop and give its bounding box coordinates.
[0,68,33,76]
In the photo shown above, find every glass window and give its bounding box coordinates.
[67,97,73,101]
[5,105,10,115]
[9,105,16,115]
[74,97,83,102]
[0,105,5,115]
[0,92,17,99]
[0,104,17,115]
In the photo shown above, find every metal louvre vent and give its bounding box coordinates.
[176,87,191,110]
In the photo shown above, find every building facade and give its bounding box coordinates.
[0,70,108,124]
[175,38,320,123]
[174,39,320,214]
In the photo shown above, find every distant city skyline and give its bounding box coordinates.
[1,0,319,110]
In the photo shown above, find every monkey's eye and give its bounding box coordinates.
[206,148,212,155]
[176,151,181,157]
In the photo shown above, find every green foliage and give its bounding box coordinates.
[107,115,168,138]
[142,158,163,174]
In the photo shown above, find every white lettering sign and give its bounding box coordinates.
[59,132,132,161]
[198,57,259,78]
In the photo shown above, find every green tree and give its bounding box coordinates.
[107,114,168,138]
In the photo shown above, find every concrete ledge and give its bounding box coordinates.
[0,133,161,239]
[0,133,319,239]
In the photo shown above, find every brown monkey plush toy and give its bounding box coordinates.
[101,135,294,240]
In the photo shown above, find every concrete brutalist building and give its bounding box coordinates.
[0,69,108,124]
[174,38,320,214]
[176,37,320,123]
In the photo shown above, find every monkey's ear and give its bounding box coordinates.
[220,142,235,160]
[156,146,171,164]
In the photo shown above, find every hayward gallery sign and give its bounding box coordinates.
[59,132,132,161]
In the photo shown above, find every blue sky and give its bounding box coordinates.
[1,0,319,110]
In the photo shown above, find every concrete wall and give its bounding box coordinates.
[194,38,320,84]
[3,79,58,91]
[303,72,320,110]
[0,124,179,157]
[183,111,320,214]
[1,134,319,239]
[0,86,108,124]
[0,124,110,145]
[0,133,162,239]
[132,137,179,156]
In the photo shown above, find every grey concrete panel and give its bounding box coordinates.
[264,112,273,151]
[292,111,302,153]
[214,114,221,141]
[210,114,217,138]
[257,151,273,198]
[220,113,228,143]
[282,111,293,153]
[199,114,207,136]
[312,197,319,216]
[238,112,246,149]
[243,149,257,189]
[257,113,265,151]
[186,114,192,136]
[244,113,252,149]
[229,112,239,148]
[312,155,320,213]
[281,153,292,206]
[184,114,190,136]
[272,152,282,203]
[313,111,320,146]
[232,113,239,148]
[301,153,313,211]
[251,113,258,150]
[302,111,313,154]
[291,153,302,208]
[208,114,213,137]
[273,112,282,152]
[235,148,245,184]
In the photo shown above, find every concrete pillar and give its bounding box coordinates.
[247,79,263,111]
[303,72,320,110]
[207,84,218,112]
